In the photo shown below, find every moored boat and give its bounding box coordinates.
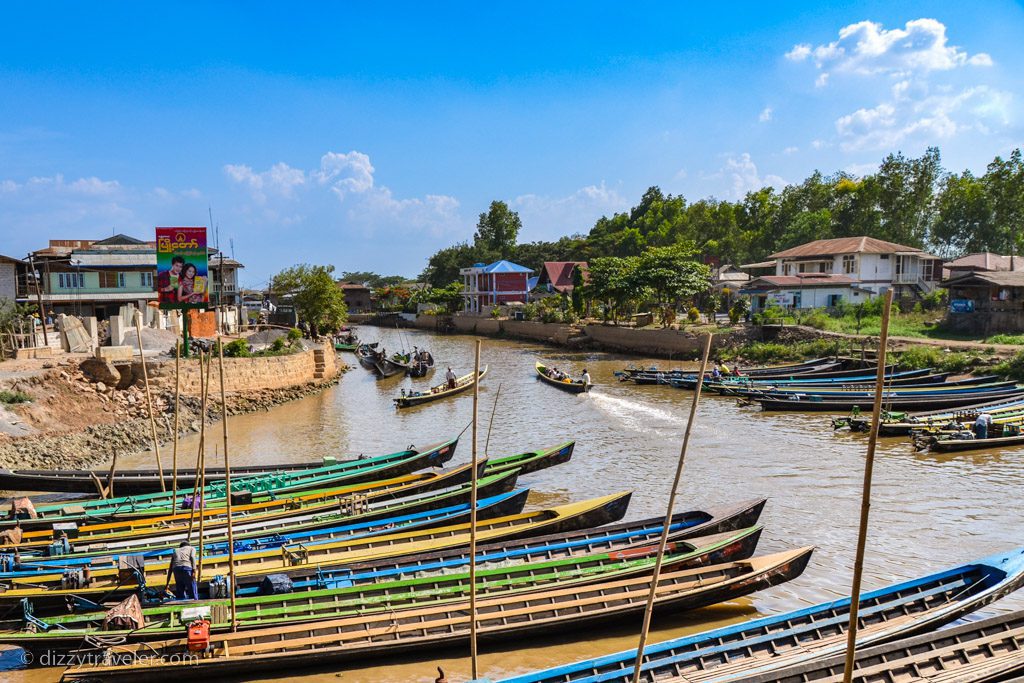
[56,547,813,681]
[488,546,1024,683]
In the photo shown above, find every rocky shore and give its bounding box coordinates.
[0,358,341,471]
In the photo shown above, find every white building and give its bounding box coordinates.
[742,236,942,311]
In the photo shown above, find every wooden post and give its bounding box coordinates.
[217,336,240,631]
[841,289,894,683]
[171,340,182,502]
[631,332,713,683]
[195,351,213,584]
[135,309,166,492]
[469,339,482,679]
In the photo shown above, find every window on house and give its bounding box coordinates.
[824,261,834,273]
[99,271,120,288]
[141,272,154,288]
[782,263,791,275]
[58,273,84,289]
[842,255,856,274]
[118,272,126,288]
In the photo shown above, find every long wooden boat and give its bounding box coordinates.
[14,498,763,617]
[740,380,1019,399]
[707,367,932,391]
[536,361,591,394]
[757,387,1024,412]
[669,362,884,389]
[922,431,1024,453]
[394,366,488,408]
[0,492,632,603]
[739,609,1024,683]
[10,475,526,569]
[1,439,458,528]
[715,372,1009,394]
[57,547,812,681]
[2,442,575,552]
[873,394,1024,435]
[618,357,835,380]
[491,546,1024,683]
[0,436,568,498]
[3,527,764,653]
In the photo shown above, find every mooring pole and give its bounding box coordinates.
[171,340,181,502]
[631,332,714,683]
[483,382,502,456]
[469,339,482,679]
[217,336,240,631]
[841,289,894,683]
[135,309,166,491]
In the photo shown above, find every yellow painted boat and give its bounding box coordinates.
[0,492,631,602]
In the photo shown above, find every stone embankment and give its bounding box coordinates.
[0,347,343,472]
[397,314,751,358]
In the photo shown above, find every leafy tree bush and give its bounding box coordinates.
[287,327,303,342]
[728,298,749,324]
[0,390,31,404]
[993,351,1024,381]
[687,307,701,322]
[271,264,348,336]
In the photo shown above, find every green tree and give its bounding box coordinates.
[271,264,348,337]
[570,265,585,316]
[635,245,711,327]
[338,271,407,288]
[983,149,1024,254]
[931,171,996,256]
[420,242,496,289]
[587,256,645,324]
[474,201,522,259]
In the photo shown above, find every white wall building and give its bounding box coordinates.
[743,236,942,311]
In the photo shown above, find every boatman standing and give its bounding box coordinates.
[974,413,994,439]
[167,541,199,600]
[582,368,592,387]
[445,366,457,390]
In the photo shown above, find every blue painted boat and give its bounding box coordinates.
[5,488,531,575]
[486,546,1024,683]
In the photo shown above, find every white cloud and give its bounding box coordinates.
[224,150,464,237]
[513,181,628,240]
[315,151,375,198]
[787,18,992,85]
[835,84,1011,151]
[721,153,786,199]
[811,139,828,150]
[759,106,774,122]
[783,146,799,155]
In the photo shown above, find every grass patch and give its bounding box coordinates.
[992,351,1024,381]
[895,346,983,374]
[720,338,844,364]
[0,390,31,404]
[986,333,1024,345]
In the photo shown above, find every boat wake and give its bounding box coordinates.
[590,393,686,433]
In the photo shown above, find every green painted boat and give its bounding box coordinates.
[57,546,812,680]
[2,439,458,528]
[4,526,763,654]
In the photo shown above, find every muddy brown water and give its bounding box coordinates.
[4,327,1024,682]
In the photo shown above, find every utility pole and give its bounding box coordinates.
[27,253,48,346]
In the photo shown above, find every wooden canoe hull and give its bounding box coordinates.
[536,362,590,394]
[394,366,488,408]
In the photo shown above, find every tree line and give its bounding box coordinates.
[421,147,1024,288]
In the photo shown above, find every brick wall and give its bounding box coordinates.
[146,346,338,395]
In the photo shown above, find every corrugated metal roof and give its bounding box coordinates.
[538,261,588,292]
[769,236,925,259]
[482,260,533,274]
[72,253,156,267]
[744,274,857,289]
[945,252,1024,272]
[944,271,1024,288]
[739,260,776,270]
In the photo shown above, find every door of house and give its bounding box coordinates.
[791,292,802,309]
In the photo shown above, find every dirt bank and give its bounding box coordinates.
[0,357,343,472]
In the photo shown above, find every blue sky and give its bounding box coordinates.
[1,2,1021,285]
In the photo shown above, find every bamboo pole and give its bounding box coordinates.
[184,352,208,545]
[171,340,182,502]
[483,382,503,456]
[217,337,240,631]
[631,332,714,683]
[469,339,482,679]
[841,289,894,683]
[195,351,214,584]
[134,309,166,491]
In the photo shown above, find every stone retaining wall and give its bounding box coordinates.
[581,325,729,357]
[145,346,339,395]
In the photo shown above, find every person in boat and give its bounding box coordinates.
[974,413,994,439]
[167,541,199,600]
[582,369,592,386]
[719,361,731,375]
[445,367,457,390]
[710,366,721,381]
[732,365,743,377]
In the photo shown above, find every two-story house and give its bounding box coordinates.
[23,234,244,320]
[460,260,533,313]
[742,236,942,311]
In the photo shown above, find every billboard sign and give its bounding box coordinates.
[156,227,209,309]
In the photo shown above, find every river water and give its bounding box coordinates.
[6,326,1024,682]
